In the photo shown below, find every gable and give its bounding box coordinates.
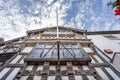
[26,26,87,39]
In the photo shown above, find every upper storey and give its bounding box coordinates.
[24,26,92,65]
[26,26,87,40]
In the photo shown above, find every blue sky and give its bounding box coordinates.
[0,0,120,40]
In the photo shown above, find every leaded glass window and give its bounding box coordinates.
[25,42,91,65]
[28,42,86,59]
[30,49,42,58]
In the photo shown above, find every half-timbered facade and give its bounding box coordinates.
[0,26,120,80]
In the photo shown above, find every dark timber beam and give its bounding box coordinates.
[57,41,60,65]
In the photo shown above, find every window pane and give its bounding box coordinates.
[60,49,63,58]
[35,44,44,48]
[54,45,57,48]
[44,49,52,58]
[53,49,57,58]
[73,49,84,58]
[30,49,42,58]
[45,44,53,48]
[64,44,71,48]
[71,43,78,48]
[42,49,53,58]
[68,49,73,54]
[0,62,3,65]
[28,43,86,60]
[63,49,73,58]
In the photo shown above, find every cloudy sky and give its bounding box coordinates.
[0,0,120,40]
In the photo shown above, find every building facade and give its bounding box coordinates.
[0,26,120,80]
[87,31,120,72]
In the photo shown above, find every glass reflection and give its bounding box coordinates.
[71,44,78,48]
[45,44,52,48]
[45,50,52,58]
[30,43,85,59]
[73,49,84,58]
[30,49,42,58]
[35,44,44,48]
[63,49,73,58]
[53,49,57,58]
[64,44,71,48]
[41,49,49,58]
[0,62,3,65]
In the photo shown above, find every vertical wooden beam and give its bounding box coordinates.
[57,41,60,65]
[56,8,59,38]
[41,62,49,80]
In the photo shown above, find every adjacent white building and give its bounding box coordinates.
[87,31,120,72]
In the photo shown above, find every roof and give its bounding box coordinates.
[26,26,87,34]
[87,30,120,35]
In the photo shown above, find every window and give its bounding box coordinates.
[73,49,84,58]
[0,61,3,65]
[30,49,42,58]
[41,28,74,39]
[28,43,86,59]
[0,42,20,54]
[25,42,91,65]
[104,35,120,40]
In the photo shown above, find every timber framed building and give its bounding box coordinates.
[0,26,120,80]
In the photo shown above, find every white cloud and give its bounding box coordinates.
[0,0,71,40]
[111,23,120,30]
[46,0,54,5]
[0,0,120,41]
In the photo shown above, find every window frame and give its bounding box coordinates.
[24,42,91,65]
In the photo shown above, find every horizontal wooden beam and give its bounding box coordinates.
[24,58,91,65]
[25,40,92,43]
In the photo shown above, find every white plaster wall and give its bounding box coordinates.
[113,54,120,72]
[87,34,120,59]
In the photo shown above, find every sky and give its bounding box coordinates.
[0,0,120,41]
